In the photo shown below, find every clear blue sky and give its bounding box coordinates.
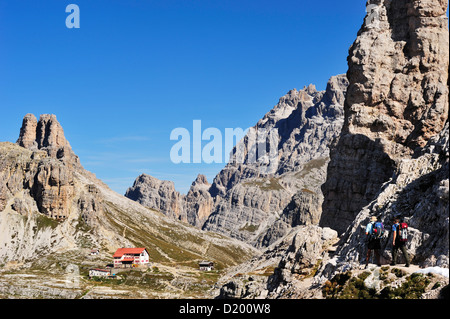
[0,0,367,194]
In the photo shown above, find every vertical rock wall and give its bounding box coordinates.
[320,0,449,234]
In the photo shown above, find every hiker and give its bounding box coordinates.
[365,215,383,268]
[391,217,410,267]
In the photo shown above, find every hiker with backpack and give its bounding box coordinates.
[391,217,410,267]
[365,215,384,268]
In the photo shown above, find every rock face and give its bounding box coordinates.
[1,114,80,220]
[267,225,338,291]
[184,174,214,227]
[209,75,348,197]
[17,114,79,165]
[124,173,214,227]
[125,174,186,221]
[314,0,449,283]
[258,188,323,248]
[320,120,449,275]
[320,0,449,234]
[216,225,339,299]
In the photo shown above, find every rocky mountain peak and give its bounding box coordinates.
[303,83,317,95]
[192,174,210,186]
[124,173,191,224]
[17,113,38,149]
[16,113,79,165]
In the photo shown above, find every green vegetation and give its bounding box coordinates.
[33,214,60,232]
[120,269,175,291]
[337,272,377,299]
[378,273,431,299]
[243,178,284,191]
[102,203,201,264]
[391,267,407,278]
[295,157,329,179]
[322,271,352,298]
[240,223,259,233]
[75,215,91,232]
[102,200,254,269]
[83,266,223,297]
[301,188,315,194]
[322,269,436,299]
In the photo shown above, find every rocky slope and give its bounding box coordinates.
[317,120,449,277]
[0,114,259,298]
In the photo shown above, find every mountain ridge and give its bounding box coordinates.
[125,74,349,248]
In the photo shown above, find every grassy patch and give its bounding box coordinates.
[243,178,284,191]
[239,223,259,233]
[379,273,431,299]
[322,271,352,298]
[102,201,253,268]
[323,270,434,299]
[391,268,407,278]
[301,188,315,194]
[295,157,329,179]
[33,214,60,232]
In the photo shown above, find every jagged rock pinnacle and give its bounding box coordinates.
[16,113,79,164]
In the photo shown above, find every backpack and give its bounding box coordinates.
[370,221,384,240]
[398,222,408,242]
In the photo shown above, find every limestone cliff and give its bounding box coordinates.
[184,174,215,227]
[2,114,80,220]
[318,120,448,276]
[320,0,449,234]
[17,113,79,165]
[125,173,186,221]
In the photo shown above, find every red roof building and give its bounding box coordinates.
[113,247,150,268]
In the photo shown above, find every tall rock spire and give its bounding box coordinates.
[320,0,449,234]
[17,114,79,165]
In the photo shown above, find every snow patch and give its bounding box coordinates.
[414,267,449,278]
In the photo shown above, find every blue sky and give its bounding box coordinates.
[0,0,367,194]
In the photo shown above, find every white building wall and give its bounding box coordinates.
[90,269,110,277]
[140,250,149,264]
[113,249,150,267]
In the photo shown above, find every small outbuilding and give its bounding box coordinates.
[199,261,214,271]
[89,268,113,278]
